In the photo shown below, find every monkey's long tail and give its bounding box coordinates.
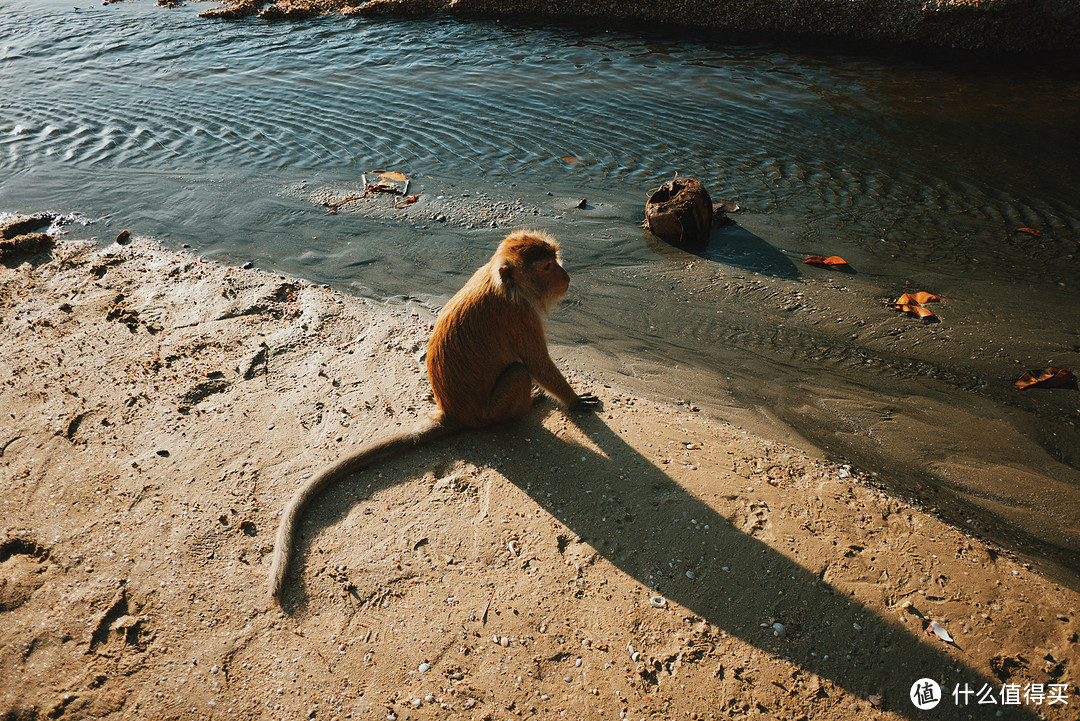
[269,417,452,600]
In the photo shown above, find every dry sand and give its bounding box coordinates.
[1,216,1078,719]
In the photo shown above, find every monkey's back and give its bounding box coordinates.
[426,267,540,428]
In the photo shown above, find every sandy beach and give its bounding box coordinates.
[1,215,1077,719]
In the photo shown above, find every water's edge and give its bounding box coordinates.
[4,1,1079,588]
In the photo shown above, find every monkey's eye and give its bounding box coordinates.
[543,262,553,271]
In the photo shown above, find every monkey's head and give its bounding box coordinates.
[493,230,570,311]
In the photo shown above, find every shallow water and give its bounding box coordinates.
[3,0,1080,585]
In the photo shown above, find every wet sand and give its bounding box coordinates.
[1,217,1077,719]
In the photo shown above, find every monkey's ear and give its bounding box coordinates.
[498,264,516,284]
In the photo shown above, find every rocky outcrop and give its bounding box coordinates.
[198,0,1080,54]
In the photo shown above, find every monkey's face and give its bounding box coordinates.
[536,257,570,304]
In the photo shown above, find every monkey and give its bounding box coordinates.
[268,229,599,600]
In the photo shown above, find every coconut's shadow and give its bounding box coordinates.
[287,405,1031,720]
[645,223,802,280]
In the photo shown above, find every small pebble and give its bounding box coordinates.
[418,662,431,673]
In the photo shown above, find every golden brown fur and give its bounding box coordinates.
[269,230,596,600]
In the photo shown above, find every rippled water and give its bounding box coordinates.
[3,0,1080,585]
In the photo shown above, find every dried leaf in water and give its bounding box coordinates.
[362,170,409,197]
[373,170,408,183]
[1015,367,1075,390]
[1016,227,1042,236]
[897,291,941,305]
[394,194,420,208]
[894,291,941,320]
[562,156,582,164]
[894,303,937,320]
[803,256,848,268]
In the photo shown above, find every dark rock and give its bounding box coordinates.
[0,233,54,261]
[1,213,54,240]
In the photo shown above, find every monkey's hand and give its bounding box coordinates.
[574,393,602,411]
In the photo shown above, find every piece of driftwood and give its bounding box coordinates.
[326,171,411,214]
[644,176,713,249]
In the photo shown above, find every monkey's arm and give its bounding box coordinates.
[520,346,596,410]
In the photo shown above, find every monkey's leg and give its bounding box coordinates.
[485,361,534,423]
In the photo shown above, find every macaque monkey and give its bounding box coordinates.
[269,229,598,600]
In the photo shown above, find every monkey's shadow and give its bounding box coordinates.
[287,406,1024,719]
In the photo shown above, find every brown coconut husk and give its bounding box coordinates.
[644,175,713,249]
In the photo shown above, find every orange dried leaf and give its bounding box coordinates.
[394,194,420,208]
[894,303,937,320]
[562,156,583,164]
[897,291,940,305]
[1016,227,1042,237]
[804,255,848,268]
[374,170,408,183]
[1015,367,1075,390]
